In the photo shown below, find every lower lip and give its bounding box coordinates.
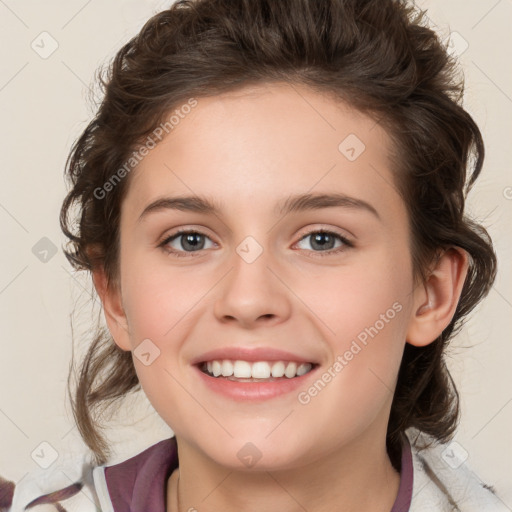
[193,365,318,401]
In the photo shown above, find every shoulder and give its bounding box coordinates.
[6,451,100,512]
[405,428,508,511]
[4,437,177,512]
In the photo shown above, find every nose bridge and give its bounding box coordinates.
[213,233,291,325]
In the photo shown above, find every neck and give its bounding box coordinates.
[167,430,402,512]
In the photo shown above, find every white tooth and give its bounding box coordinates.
[233,360,252,378]
[207,361,213,373]
[221,360,234,377]
[271,361,286,378]
[296,363,312,376]
[284,362,297,378]
[251,361,271,379]
[212,360,222,377]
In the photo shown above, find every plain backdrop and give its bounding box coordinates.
[1,0,511,503]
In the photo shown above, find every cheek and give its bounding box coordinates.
[303,245,412,341]
[118,258,198,420]
[121,253,210,342]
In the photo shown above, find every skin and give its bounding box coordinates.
[93,82,468,512]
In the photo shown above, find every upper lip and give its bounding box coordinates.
[190,347,318,365]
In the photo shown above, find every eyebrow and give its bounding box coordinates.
[137,192,380,222]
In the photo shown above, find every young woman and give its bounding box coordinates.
[4,0,506,510]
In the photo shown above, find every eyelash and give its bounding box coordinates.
[158,228,354,258]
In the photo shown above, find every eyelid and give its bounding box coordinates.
[295,224,354,243]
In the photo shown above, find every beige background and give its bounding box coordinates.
[0,0,511,503]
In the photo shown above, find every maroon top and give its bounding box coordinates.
[104,435,413,512]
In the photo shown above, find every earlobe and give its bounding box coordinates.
[406,247,469,347]
[91,267,132,352]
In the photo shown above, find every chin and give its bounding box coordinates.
[200,435,310,472]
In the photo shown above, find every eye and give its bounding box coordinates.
[295,229,353,257]
[159,229,216,257]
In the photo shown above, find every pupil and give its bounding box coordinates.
[311,233,334,251]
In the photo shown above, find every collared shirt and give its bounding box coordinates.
[6,428,509,511]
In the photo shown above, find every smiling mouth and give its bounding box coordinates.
[198,359,317,381]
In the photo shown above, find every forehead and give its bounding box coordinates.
[123,82,402,221]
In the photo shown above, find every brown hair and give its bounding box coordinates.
[60,0,497,467]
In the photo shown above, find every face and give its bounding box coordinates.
[108,82,420,470]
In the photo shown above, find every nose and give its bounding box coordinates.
[213,238,292,329]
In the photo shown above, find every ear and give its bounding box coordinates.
[91,266,132,351]
[406,247,469,347]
